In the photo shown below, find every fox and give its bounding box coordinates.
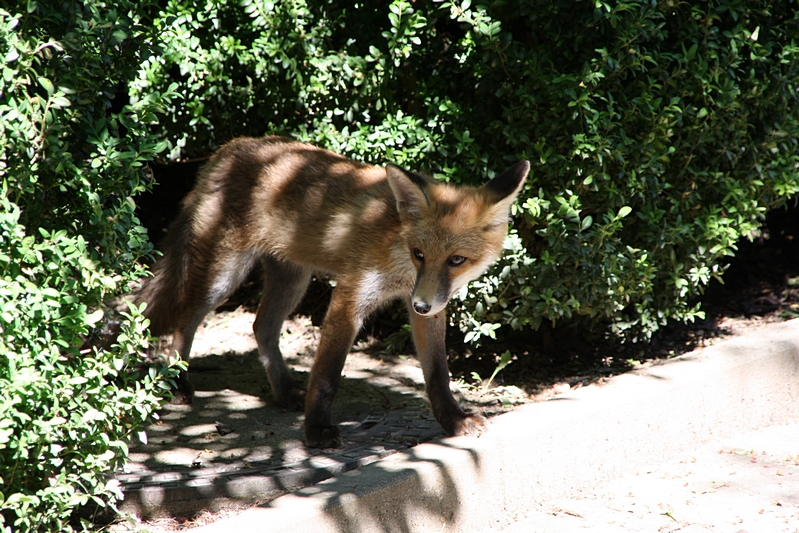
[138,136,529,448]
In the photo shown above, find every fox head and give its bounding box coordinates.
[386,161,529,317]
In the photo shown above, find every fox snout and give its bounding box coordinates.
[410,267,452,317]
[411,289,444,317]
[412,300,432,315]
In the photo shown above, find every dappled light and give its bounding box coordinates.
[117,312,451,520]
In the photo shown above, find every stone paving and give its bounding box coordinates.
[115,340,445,517]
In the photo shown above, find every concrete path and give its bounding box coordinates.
[174,319,799,533]
[499,420,799,532]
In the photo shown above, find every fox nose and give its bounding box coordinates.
[413,301,431,315]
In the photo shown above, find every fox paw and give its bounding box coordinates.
[305,424,342,449]
[275,385,306,411]
[444,411,488,438]
[170,376,195,405]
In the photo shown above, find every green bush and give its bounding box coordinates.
[457,0,799,341]
[130,0,446,167]
[0,3,180,532]
[136,0,799,342]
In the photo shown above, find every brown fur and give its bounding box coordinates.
[138,136,528,448]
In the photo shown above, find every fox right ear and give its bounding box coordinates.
[386,164,430,219]
[479,160,530,229]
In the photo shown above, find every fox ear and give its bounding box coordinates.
[482,160,530,204]
[386,164,430,219]
[481,160,529,228]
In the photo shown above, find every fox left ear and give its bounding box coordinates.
[482,160,530,204]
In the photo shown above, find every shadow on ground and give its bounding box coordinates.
[115,314,480,526]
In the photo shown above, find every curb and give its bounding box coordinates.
[192,319,799,533]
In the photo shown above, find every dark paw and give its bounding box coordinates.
[275,385,306,411]
[304,424,342,449]
[170,374,195,405]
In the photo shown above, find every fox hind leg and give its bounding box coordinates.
[169,250,258,403]
[254,256,312,410]
[169,313,206,404]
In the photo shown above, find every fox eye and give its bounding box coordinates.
[412,248,424,262]
[448,255,467,267]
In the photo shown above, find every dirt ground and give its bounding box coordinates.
[110,308,795,532]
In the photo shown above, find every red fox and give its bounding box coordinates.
[138,136,528,448]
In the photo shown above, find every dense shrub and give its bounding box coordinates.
[462,0,799,341]
[0,3,180,532]
[135,0,799,342]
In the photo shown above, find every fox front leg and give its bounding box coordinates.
[303,287,362,448]
[407,300,487,437]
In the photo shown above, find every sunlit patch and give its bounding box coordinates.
[125,453,150,465]
[157,405,191,420]
[179,423,220,438]
[146,422,173,434]
[153,448,219,466]
[323,211,355,254]
[202,390,266,411]
[191,308,260,356]
[361,197,388,224]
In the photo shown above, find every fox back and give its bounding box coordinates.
[143,137,527,328]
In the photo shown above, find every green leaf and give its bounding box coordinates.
[111,30,128,44]
[85,309,104,326]
[5,46,19,62]
[39,77,54,95]
[50,95,71,108]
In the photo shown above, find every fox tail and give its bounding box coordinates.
[136,194,197,336]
